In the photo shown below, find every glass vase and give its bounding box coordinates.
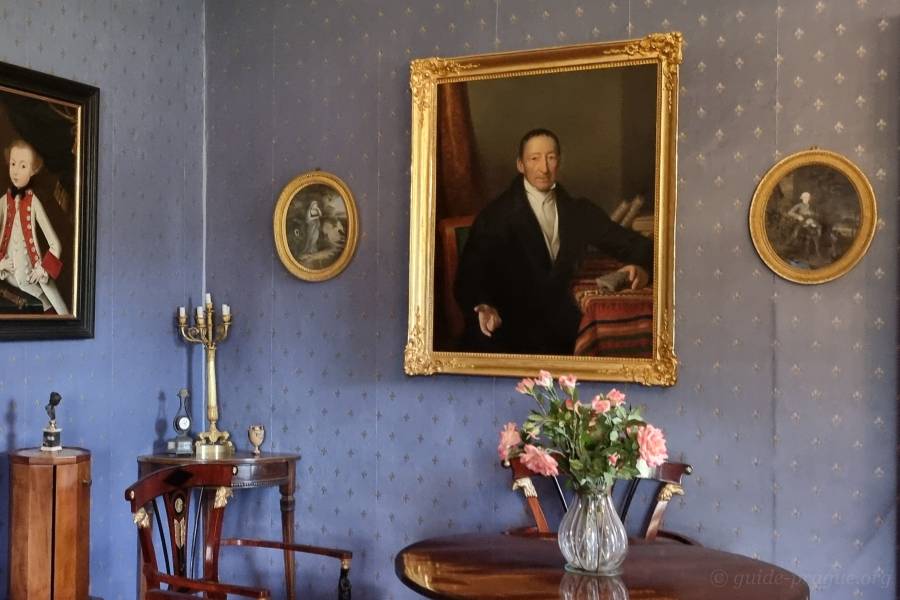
[557,489,628,575]
[559,572,629,600]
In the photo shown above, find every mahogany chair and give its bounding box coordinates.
[503,456,697,544]
[124,463,352,599]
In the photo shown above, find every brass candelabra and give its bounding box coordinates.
[177,293,234,459]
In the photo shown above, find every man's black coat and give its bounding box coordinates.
[455,175,653,355]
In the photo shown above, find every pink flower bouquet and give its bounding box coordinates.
[498,371,668,493]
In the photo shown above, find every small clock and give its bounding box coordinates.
[167,388,195,456]
[174,414,192,435]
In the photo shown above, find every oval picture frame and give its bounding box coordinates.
[273,170,359,282]
[749,149,876,285]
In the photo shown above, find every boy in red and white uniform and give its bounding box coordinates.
[0,139,68,314]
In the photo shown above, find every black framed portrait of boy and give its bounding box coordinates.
[404,34,682,386]
[0,61,98,339]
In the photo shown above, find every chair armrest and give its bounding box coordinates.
[147,591,211,600]
[153,571,270,598]
[222,539,353,600]
[148,591,254,600]
[223,537,352,563]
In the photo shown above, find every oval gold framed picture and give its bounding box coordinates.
[273,170,359,282]
[749,149,876,285]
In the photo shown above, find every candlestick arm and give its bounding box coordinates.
[213,323,231,344]
[179,326,205,345]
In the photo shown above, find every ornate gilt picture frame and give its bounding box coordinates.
[0,60,98,340]
[405,34,682,385]
[273,170,359,282]
[749,149,876,285]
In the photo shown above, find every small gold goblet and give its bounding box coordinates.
[248,424,265,456]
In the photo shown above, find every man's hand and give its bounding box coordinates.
[474,304,502,337]
[618,264,649,290]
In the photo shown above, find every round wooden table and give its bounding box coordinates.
[396,533,809,600]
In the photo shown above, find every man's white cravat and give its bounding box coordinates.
[524,178,559,261]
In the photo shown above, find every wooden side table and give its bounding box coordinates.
[136,451,300,600]
[9,447,92,600]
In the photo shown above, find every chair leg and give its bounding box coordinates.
[338,564,351,600]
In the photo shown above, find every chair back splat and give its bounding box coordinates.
[503,457,696,544]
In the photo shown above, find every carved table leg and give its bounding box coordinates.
[280,474,296,600]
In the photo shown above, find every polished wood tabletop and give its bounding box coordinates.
[396,533,809,600]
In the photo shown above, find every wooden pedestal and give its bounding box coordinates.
[8,448,91,600]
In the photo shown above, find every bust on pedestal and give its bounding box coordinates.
[8,392,93,600]
[42,391,62,451]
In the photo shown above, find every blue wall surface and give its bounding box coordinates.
[0,1,897,599]
[0,2,205,598]
[204,1,898,599]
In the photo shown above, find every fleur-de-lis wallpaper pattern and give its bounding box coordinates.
[0,1,206,598]
[0,1,897,599]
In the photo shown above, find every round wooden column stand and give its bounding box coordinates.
[9,447,92,600]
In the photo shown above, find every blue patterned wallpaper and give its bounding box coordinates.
[0,1,896,599]
[0,1,205,598]
[206,1,898,599]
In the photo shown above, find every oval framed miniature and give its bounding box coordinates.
[749,149,876,285]
[273,170,359,282]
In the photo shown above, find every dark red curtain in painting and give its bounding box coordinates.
[434,82,484,349]
[436,82,484,220]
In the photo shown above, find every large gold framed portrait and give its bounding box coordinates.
[404,34,682,385]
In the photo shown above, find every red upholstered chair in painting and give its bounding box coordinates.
[436,214,475,344]
[503,456,697,544]
[125,463,352,599]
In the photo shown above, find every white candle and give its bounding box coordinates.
[222,304,230,316]
[205,293,212,305]
[178,306,186,318]
[196,306,205,319]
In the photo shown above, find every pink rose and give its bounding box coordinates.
[564,399,581,411]
[592,395,611,414]
[520,444,559,477]
[515,378,535,394]
[558,374,578,394]
[536,370,553,388]
[608,453,619,466]
[637,424,668,468]
[497,422,522,460]
[607,388,626,406]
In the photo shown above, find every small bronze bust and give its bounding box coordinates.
[45,391,61,425]
[41,391,62,452]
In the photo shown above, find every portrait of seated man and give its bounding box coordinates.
[454,128,653,356]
